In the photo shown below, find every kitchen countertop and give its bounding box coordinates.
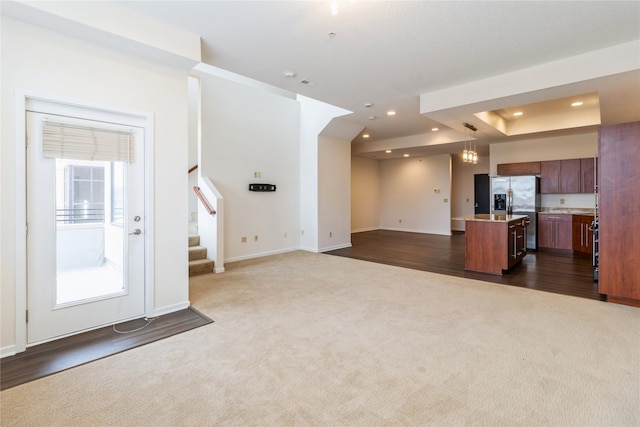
[539,208,595,215]
[452,214,529,223]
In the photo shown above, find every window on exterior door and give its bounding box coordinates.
[59,163,105,224]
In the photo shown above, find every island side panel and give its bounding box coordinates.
[464,220,508,275]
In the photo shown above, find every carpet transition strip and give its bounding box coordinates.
[0,307,213,390]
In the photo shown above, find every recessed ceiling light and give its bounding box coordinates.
[368,116,376,120]
[385,150,392,153]
[364,103,373,108]
[432,127,439,132]
[283,71,296,78]
[362,134,370,138]
[403,154,409,157]
[571,101,584,107]
[513,112,523,117]
[387,111,396,116]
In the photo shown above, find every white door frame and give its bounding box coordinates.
[13,90,155,353]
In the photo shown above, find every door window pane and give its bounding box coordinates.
[56,159,124,305]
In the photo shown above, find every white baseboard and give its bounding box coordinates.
[1,345,16,359]
[150,301,190,318]
[380,227,452,236]
[319,243,352,252]
[224,247,299,263]
[351,227,379,233]
[213,266,225,273]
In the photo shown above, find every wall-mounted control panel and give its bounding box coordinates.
[249,183,276,192]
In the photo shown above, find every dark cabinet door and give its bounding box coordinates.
[538,214,572,251]
[560,159,581,193]
[540,161,560,193]
[538,217,554,248]
[572,215,594,255]
[555,217,573,250]
[580,157,596,193]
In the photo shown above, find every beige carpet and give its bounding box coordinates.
[2,251,639,426]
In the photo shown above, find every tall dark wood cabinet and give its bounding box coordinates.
[598,122,640,307]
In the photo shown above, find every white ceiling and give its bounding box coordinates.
[113,1,640,158]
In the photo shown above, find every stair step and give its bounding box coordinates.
[188,235,200,247]
[189,245,207,261]
[189,258,214,276]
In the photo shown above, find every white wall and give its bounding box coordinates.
[1,17,189,354]
[490,130,598,209]
[351,156,381,232]
[198,73,301,262]
[379,154,453,235]
[318,136,352,251]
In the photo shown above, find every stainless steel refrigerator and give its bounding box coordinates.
[491,175,541,250]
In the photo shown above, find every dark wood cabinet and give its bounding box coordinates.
[580,158,596,193]
[560,159,581,193]
[541,159,581,193]
[598,122,640,306]
[540,158,593,194]
[497,161,541,176]
[507,219,527,270]
[538,213,573,252]
[464,217,528,275]
[572,215,594,256]
[540,160,561,193]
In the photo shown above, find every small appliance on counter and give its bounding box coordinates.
[491,175,541,250]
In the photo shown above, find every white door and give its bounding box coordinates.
[26,111,145,345]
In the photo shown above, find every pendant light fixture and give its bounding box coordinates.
[462,123,477,164]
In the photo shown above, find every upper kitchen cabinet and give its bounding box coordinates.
[497,161,541,176]
[540,158,593,194]
[580,157,596,193]
[598,122,640,307]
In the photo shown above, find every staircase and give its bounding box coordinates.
[189,234,214,276]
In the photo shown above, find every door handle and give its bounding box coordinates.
[129,229,141,236]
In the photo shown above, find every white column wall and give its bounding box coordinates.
[1,17,189,354]
[298,96,352,252]
[318,136,352,251]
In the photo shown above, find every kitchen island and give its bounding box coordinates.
[454,214,530,275]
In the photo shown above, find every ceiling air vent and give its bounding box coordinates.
[300,79,311,85]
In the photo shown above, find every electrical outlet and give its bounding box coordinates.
[444,198,448,203]
[399,219,402,223]
[560,198,565,205]
[254,235,258,241]
[241,236,247,243]
[284,232,287,238]
[329,232,333,238]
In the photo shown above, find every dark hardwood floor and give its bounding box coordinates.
[0,307,213,390]
[326,230,603,301]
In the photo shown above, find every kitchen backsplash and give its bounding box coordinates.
[541,193,597,210]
